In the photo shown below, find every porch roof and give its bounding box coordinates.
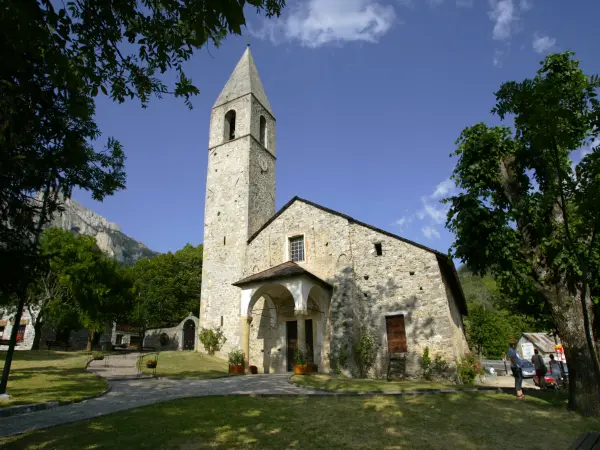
[232,261,333,289]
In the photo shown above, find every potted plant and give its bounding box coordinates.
[93,352,105,361]
[228,349,245,374]
[146,359,157,369]
[293,348,312,375]
[249,365,258,374]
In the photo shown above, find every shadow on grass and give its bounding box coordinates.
[1,392,598,450]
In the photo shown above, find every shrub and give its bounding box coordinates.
[294,348,307,366]
[328,343,349,376]
[353,330,377,378]
[228,349,244,366]
[93,352,104,360]
[420,347,450,381]
[146,359,157,365]
[199,327,227,355]
[458,353,483,385]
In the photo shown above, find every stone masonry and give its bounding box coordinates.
[199,47,469,376]
[199,47,276,355]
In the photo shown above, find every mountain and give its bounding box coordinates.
[49,198,158,265]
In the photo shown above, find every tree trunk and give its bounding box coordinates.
[549,289,600,416]
[31,319,43,351]
[86,328,94,352]
[0,291,26,395]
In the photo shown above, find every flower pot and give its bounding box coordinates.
[229,364,245,374]
[250,365,258,374]
[146,363,157,369]
[293,364,312,375]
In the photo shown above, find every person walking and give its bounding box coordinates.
[549,354,562,388]
[531,349,547,389]
[508,339,524,399]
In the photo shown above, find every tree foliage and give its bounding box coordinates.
[445,52,600,415]
[458,266,545,358]
[128,243,203,339]
[35,228,132,348]
[0,0,285,293]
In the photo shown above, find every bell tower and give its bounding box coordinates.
[199,47,276,352]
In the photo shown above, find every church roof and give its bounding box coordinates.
[232,261,333,289]
[247,196,468,315]
[213,46,273,116]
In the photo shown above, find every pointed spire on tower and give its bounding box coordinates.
[213,47,273,115]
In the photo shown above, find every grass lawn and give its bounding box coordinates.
[0,351,107,408]
[2,391,598,449]
[140,351,228,379]
[292,374,470,392]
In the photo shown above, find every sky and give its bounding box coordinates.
[73,0,599,260]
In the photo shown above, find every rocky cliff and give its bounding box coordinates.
[49,198,158,265]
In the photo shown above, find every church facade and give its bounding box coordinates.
[199,48,469,376]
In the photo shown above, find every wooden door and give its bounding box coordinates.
[386,315,407,353]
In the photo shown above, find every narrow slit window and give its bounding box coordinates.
[289,236,305,262]
[224,110,236,141]
[220,316,224,327]
[223,236,226,246]
[259,115,267,147]
[374,243,383,256]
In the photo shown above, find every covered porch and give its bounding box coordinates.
[233,262,333,373]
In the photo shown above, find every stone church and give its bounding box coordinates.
[199,47,469,376]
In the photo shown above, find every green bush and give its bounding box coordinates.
[420,347,450,381]
[458,353,483,385]
[228,349,244,366]
[199,327,227,355]
[328,344,349,375]
[353,330,377,378]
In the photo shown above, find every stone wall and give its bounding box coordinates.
[245,199,468,377]
[200,91,276,358]
[144,315,199,351]
[0,309,36,351]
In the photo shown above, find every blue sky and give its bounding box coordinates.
[74,0,599,259]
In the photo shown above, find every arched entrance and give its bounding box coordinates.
[183,320,196,350]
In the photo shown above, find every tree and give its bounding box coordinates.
[444,52,600,415]
[1,0,285,394]
[128,243,203,344]
[37,227,133,350]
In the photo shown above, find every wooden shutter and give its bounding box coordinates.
[386,315,407,353]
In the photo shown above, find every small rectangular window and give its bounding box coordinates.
[289,236,305,262]
[115,334,123,345]
[374,243,383,256]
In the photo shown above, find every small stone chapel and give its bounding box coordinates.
[198,47,469,376]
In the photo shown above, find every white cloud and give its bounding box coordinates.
[430,178,455,199]
[493,48,505,67]
[395,215,413,230]
[488,0,518,41]
[519,0,533,11]
[422,225,441,239]
[249,0,396,48]
[532,33,556,54]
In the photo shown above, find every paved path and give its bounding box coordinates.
[87,352,153,380]
[0,375,323,438]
